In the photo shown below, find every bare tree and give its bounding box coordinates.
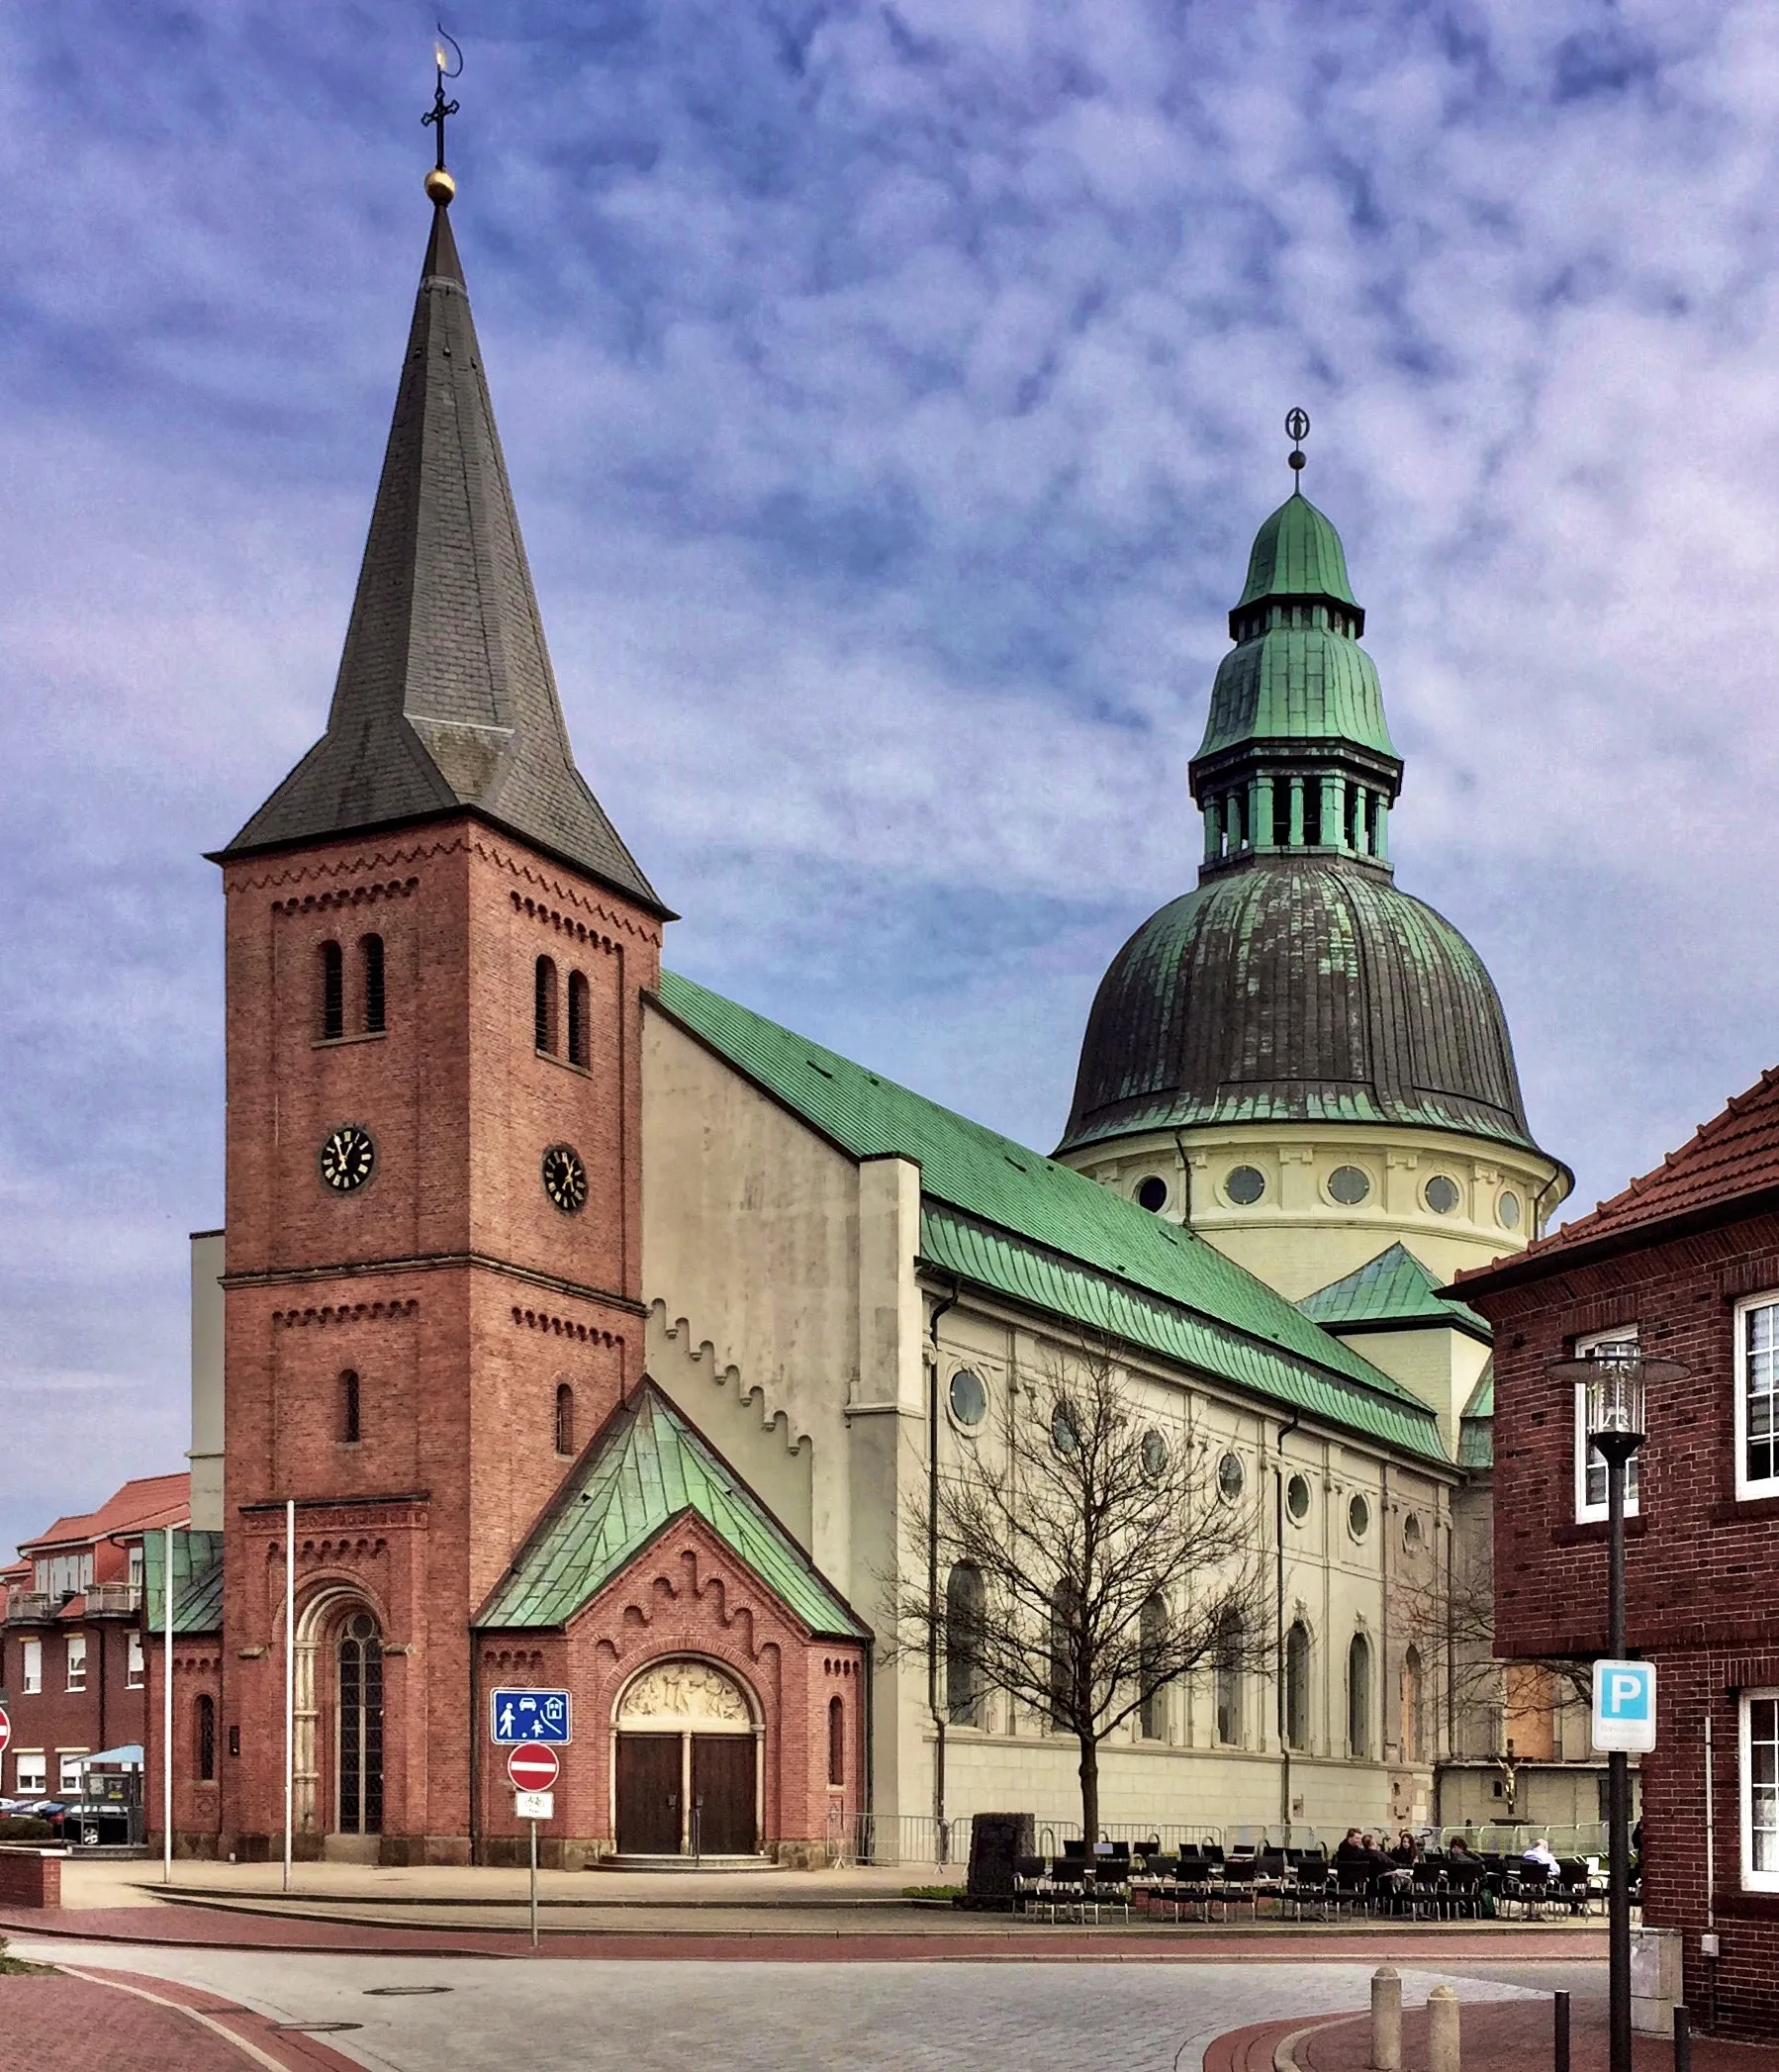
[898,1338,1270,1842]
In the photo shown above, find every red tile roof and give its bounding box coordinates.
[21,1472,190,1554]
[1455,1065,1779,1286]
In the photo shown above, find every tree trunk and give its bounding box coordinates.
[1077,1735,1100,1845]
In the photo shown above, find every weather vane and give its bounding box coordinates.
[1286,407,1310,483]
[422,27,463,203]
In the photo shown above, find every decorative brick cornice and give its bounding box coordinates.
[227,1253,644,1315]
[272,1299,420,1329]
[512,1305,619,1347]
[490,841,662,947]
[224,830,470,895]
[271,879,420,916]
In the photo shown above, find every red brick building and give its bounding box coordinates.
[148,174,865,1866]
[1456,1071,1779,2037]
[2,1475,189,1804]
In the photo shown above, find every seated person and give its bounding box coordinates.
[1389,1831,1421,1866]
[1522,1837,1559,1874]
[1447,1836,1476,1863]
[1334,1829,1369,1867]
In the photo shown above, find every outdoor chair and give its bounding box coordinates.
[1085,1857,1131,1922]
[1409,1862,1449,1921]
[1333,1863,1375,1919]
[1045,1856,1088,1921]
[1214,1852,1261,1922]
[1503,1859,1551,1918]
[1013,1853,1053,1919]
[1285,1856,1333,1921]
[1166,1852,1215,1922]
[1555,1858,1593,1917]
[1443,1860,1485,1919]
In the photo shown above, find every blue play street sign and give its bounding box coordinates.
[1591,1659,1656,1752]
[491,1688,572,1744]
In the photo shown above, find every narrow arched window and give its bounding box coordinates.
[1285,1621,1312,1751]
[1048,1578,1077,1729]
[360,934,385,1033]
[1348,1632,1371,1758]
[567,971,590,1068]
[195,1692,216,1781]
[1139,1594,1168,1740]
[828,1695,845,1787]
[321,941,343,1040]
[946,1562,983,1727]
[339,1369,360,1445]
[534,957,558,1054]
[554,1382,574,1457]
[1214,1608,1243,1746]
[1400,1646,1423,1765]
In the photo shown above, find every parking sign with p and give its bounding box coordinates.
[1591,1658,1656,1752]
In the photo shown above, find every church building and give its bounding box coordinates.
[149,148,1577,1866]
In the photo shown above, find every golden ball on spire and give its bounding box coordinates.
[424,167,457,206]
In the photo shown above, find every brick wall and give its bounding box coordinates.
[1472,1207,1779,2037]
[1,1621,145,1799]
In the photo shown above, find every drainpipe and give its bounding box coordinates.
[1444,1503,1456,1760]
[1276,1409,1301,1837]
[927,1278,960,1858]
[468,1632,482,1866]
[1380,1460,1389,1776]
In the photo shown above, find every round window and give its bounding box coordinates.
[1424,1175,1462,1216]
[1348,1493,1371,1540]
[1286,1472,1312,1522]
[1136,1176,1170,1213]
[1226,1165,1266,1206]
[1217,1452,1246,1503]
[1498,1190,1522,1230]
[1403,1512,1424,1550]
[1328,1165,1371,1206]
[948,1368,987,1428]
[1051,1401,1081,1457]
[1141,1429,1169,1478]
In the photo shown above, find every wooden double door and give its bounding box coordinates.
[615,1732,756,1855]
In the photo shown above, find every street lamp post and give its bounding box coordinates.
[1549,1351,1683,2072]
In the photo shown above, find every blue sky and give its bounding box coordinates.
[7,0,1779,1558]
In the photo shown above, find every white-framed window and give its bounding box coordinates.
[21,1639,42,1694]
[127,1631,144,1688]
[1740,1689,1779,1892]
[128,1543,143,1588]
[64,1633,87,1692]
[13,1752,46,1797]
[58,1752,85,1798]
[1573,1327,1640,1523]
[32,1552,93,1597]
[1734,1294,1779,1501]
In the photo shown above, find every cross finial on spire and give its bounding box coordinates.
[1286,407,1310,490]
[422,27,463,205]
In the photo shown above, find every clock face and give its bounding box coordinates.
[541,1143,588,1214]
[319,1124,376,1193]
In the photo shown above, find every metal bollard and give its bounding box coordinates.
[1428,1984,1461,2072]
[1371,1965,1402,2072]
[1674,2004,1692,2072]
[1554,1991,1570,2072]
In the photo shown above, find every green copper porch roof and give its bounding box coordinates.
[476,1384,868,1638]
[1237,494,1358,609]
[1457,1362,1495,1469]
[1297,1243,1492,1343]
[655,970,1448,1463]
[141,1530,225,1636]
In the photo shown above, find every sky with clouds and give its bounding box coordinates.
[5,0,1779,1559]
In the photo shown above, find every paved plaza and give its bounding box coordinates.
[3,1942,1599,2072]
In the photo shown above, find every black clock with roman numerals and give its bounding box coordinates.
[319,1123,376,1193]
[541,1143,588,1214]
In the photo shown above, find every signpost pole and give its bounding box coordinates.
[162,1521,173,1887]
[1606,1450,1633,2072]
[529,1817,538,1949]
[283,1497,295,1895]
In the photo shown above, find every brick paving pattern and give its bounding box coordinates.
[1294,1994,1779,2072]
[0,1968,366,2072]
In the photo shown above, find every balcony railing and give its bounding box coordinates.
[85,1583,142,1615]
[3,1583,140,1623]
[4,1592,58,1624]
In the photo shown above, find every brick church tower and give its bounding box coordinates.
[208,167,669,1861]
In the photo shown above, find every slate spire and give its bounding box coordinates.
[221,182,666,916]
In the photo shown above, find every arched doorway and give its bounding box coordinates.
[612,1659,760,1857]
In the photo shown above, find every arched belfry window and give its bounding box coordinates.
[360,934,385,1034]
[339,1370,360,1445]
[534,957,558,1054]
[555,1382,575,1458]
[946,1563,983,1726]
[567,971,590,1068]
[321,941,344,1040]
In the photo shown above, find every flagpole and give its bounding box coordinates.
[283,1497,294,1892]
[161,1521,173,1885]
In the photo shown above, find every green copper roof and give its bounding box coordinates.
[1457,1361,1495,1469]
[657,969,1448,1463]
[1237,494,1358,609]
[1297,1243,1492,1343]
[141,1529,225,1636]
[477,1383,868,1638]
[1196,627,1396,763]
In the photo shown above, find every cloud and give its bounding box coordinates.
[5,0,1779,1546]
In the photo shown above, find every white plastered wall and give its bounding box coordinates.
[188,1230,226,1533]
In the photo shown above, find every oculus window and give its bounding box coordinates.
[1285,1472,1312,1523]
[1136,1176,1170,1212]
[1423,1175,1461,1215]
[1216,1452,1246,1503]
[1225,1166,1266,1206]
[1347,1493,1371,1541]
[1498,1190,1522,1230]
[1327,1165,1371,1206]
[948,1368,987,1429]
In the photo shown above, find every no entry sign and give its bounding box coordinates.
[507,1742,560,1792]
[0,1703,10,1755]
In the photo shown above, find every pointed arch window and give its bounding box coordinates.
[534,957,558,1054]
[567,971,590,1068]
[321,941,344,1040]
[360,934,385,1033]
[554,1382,575,1458]
[194,1692,216,1781]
